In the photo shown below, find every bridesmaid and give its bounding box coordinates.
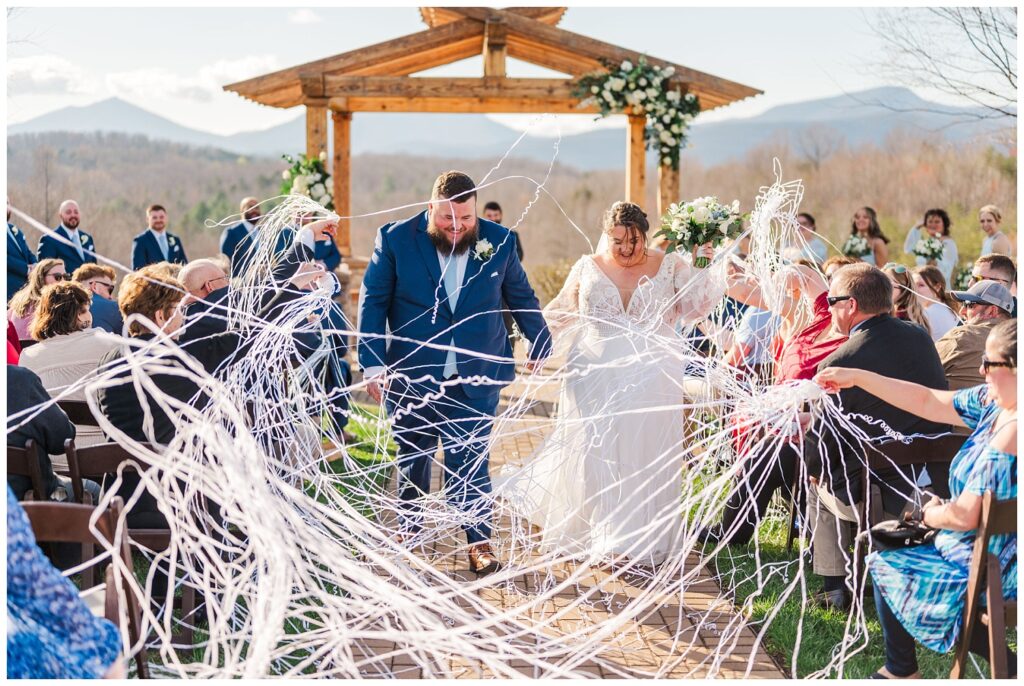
[903,208,959,287]
[851,206,889,266]
[978,204,1014,257]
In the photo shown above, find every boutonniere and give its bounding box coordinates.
[168,235,178,247]
[472,238,494,261]
[79,234,89,245]
[10,225,20,236]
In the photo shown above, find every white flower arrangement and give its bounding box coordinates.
[842,234,871,258]
[656,196,743,268]
[472,238,494,261]
[913,236,945,262]
[574,56,700,170]
[281,153,334,211]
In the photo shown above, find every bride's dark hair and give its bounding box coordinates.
[602,202,649,261]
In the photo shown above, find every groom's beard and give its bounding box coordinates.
[427,217,478,255]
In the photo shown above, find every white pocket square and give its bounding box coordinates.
[491,271,499,278]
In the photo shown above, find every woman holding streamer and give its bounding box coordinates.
[498,201,722,564]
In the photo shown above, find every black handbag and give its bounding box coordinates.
[860,517,937,551]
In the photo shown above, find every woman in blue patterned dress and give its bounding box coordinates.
[6,486,124,679]
[815,319,1017,679]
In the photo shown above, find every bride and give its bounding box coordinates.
[499,201,724,564]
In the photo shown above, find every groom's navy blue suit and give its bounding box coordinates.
[359,210,552,544]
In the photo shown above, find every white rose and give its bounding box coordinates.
[294,176,309,192]
[666,90,681,103]
[311,183,326,197]
[621,60,633,71]
[591,85,599,94]
[635,90,646,101]
[319,150,328,162]
[323,193,332,205]
[731,200,740,213]
[663,66,675,77]
[693,206,709,223]
[282,170,291,180]
[646,88,658,99]
[639,77,647,86]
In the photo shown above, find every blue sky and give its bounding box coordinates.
[5,5,964,137]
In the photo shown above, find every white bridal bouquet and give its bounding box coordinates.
[913,236,945,262]
[656,196,743,268]
[841,234,871,258]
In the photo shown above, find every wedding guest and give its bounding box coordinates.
[815,319,1017,679]
[7,258,67,340]
[808,263,948,610]
[850,206,889,267]
[37,200,96,274]
[8,198,37,300]
[19,282,115,447]
[822,255,859,282]
[6,485,124,679]
[7,320,20,364]
[912,265,960,341]
[131,204,187,270]
[978,204,1013,257]
[72,263,123,334]
[483,201,524,262]
[791,212,828,264]
[903,208,959,286]
[883,262,930,337]
[970,253,1016,293]
[220,196,293,277]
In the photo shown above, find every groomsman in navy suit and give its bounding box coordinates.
[131,204,188,270]
[37,199,96,274]
[314,234,342,271]
[7,199,37,300]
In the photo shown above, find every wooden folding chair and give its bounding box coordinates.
[7,438,50,502]
[21,497,149,679]
[951,491,1017,679]
[58,399,103,427]
[66,441,199,646]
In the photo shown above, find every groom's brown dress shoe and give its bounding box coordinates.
[468,542,502,575]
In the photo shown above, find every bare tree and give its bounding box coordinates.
[871,7,1016,120]
[795,125,845,171]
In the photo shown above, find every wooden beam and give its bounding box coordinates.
[657,163,679,220]
[322,75,580,99]
[506,34,601,76]
[331,111,352,257]
[483,19,508,77]
[327,95,599,114]
[306,105,327,159]
[421,6,566,28]
[626,113,646,207]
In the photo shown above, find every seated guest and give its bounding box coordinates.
[815,319,1017,679]
[8,199,37,301]
[19,282,115,447]
[822,255,859,283]
[72,263,123,334]
[912,265,960,341]
[8,320,20,364]
[131,203,187,270]
[7,258,67,340]
[7,365,99,503]
[6,485,124,679]
[809,263,949,609]
[971,253,1016,316]
[883,262,930,336]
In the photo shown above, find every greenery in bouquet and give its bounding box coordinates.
[841,234,872,258]
[912,235,945,262]
[953,266,974,291]
[281,152,334,211]
[656,196,743,268]
[573,56,701,170]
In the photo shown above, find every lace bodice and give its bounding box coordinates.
[544,253,726,343]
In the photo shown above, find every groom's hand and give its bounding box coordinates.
[366,374,387,403]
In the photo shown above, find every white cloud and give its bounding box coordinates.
[7,55,96,95]
[105,55,280,103]
[288,9,321,25]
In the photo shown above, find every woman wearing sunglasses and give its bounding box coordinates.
[6,258,67,340]
[815,319,1017,679]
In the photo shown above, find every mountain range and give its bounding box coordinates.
[8,87,1012,169]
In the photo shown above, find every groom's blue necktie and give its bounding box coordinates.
[441,253,460,379]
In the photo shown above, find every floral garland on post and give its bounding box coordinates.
[573,56,700,170]
[281,152,334,211]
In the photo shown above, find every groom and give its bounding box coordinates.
[359,171,552,574]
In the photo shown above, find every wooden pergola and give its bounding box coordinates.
[224,6,761,256]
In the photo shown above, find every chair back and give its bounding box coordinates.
[67,441,156,483]
[57,399,102,427]
[7,439,48,502]
[866,433,966,469]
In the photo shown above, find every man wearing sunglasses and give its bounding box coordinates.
[936,280,1014,403]
[72,263,123,334]
[807,263,949,610]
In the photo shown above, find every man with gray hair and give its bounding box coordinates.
[38,199,97,273]
[806,263,949,609]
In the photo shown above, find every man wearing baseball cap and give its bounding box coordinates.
[936,279,1014,397]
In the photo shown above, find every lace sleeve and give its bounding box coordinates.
[670,252,727,325]
[542,257,584,342]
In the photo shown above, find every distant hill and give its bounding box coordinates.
[8,87,1013,169]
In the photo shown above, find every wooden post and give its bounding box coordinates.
[331,110,352,257]
[483,19,507,77]
[305,105,328,160]
[625,113,646,207]
[657,163,679,218]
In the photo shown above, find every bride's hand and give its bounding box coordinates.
[691,242,714,263]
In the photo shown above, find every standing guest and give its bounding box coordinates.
[850,206,889,267]
[37,200,96,274]
[7,198,37,300]
[7,259,67,340]
[808,263,949,609]
[6,486,124,679]
[790,212,828,264]
[72,264,122,334]
[19,282,116,447]
[903,208,959,286]
[912,265,960,341]
[484,201,526,346]
[130,204,187,270]
[314,230,342,272]
[815,320,1017,680]
[220,196,293,278]
[883,262,930,337]
[978,204,1014,257]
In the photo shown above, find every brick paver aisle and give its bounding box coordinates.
[351,357,784,679]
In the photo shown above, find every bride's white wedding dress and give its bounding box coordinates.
[498,252,725,563]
